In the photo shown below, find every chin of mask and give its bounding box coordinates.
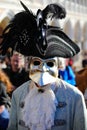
[29,57,58,87]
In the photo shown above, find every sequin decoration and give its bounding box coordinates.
[19,29,30,46]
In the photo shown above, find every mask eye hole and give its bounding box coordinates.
[47,62,54,67]
[33,61,41,66]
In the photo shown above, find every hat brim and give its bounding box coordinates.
[43,27,80,58]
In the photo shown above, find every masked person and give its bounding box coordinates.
[0,1,87,130]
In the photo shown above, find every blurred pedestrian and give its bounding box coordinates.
[3,52,29,90]
[0,69,13,98]
[59,58,76,86]
[0,69,13,130]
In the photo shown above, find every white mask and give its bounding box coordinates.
[29,57,58,87]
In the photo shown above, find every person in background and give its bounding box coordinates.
[0,69,13,98]
[0,81,9,130]
[0,69,13,130]
[82,51,87,68]
[0,2,87,130]
[59,58,76,86]
[3,52,29,91]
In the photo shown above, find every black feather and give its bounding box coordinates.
[0,9,37,55]
[20,1,29,12]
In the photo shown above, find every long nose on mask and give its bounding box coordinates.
[42,63,47,71]
[29,57,58,87]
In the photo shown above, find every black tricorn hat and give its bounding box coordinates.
[0,1,80,59]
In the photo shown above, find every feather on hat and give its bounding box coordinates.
[0,1,80,58]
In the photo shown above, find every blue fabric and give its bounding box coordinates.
[59,66,76,86]
[0,108,9,130]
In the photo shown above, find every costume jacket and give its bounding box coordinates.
[7,79,87,130]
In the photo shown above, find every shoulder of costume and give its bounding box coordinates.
[13,80,31,96]
[56,79,82,96]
